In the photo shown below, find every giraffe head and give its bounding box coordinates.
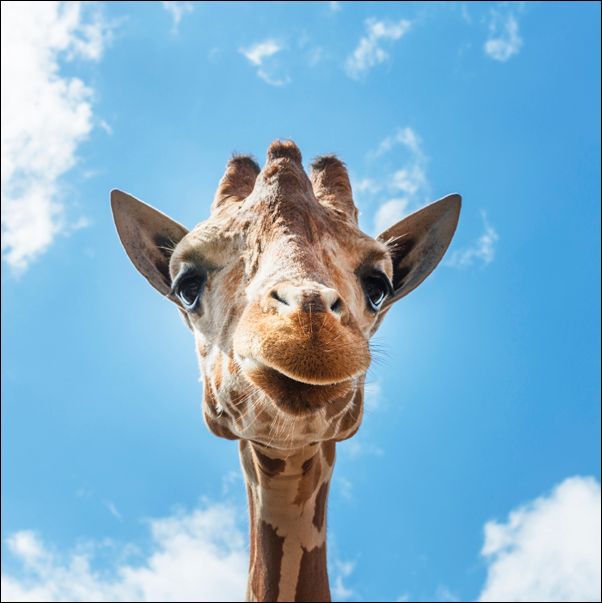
[112,140,460,450]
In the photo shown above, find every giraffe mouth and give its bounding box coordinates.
[237,356,358,413]
[238,356,357,386]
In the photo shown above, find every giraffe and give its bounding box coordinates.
[111,140,460,602]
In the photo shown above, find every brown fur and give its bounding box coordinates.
[250,520,285,602]
[312,482,329,532]
[295,544,330,603]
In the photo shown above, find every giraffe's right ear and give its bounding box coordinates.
[111,189,188,297]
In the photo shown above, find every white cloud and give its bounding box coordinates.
[7,531,46,565]
[240,40,281,66]
[364,380,384,413]
[240,40,290,86]
[484,10,523,62]
[374,198,410,235]
[345,18,411,80]
[363,127,430,234]
[1,1,109,273]
[162,2,194,32]
[478,476,601,602]
[328,1,342,13]
[446,211,499,268]
[0,503,248,602]
[341,435,384,460]
[255,70,290,87]
[331,559,355,600]
[390,165,427,195]
[335,475,354,502]
[364,130,496,270]
[371,127,424,160]
[351,177,381,196]
[103,500,123,521]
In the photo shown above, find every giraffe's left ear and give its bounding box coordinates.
[111,189,189,297]
[377,194,461,309]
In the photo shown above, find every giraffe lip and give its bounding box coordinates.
[236,355,357,414]
[237,356,354,387]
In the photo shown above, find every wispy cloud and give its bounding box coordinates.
[345,18,411,80]
[328,1,342,14]
[484,7,523,62]
[371,127,424,161]
[241,40,281,66]
[341,435,384,460]
[103,499,123,521]
[363,129,497,269]
[478,476,601,602]
[446,211,499,268]
[351,177,381,199]
[363,127,431,234]
[240,40,290,86]
[331,559,356,600]
[1,502,248,602]
[374,199,411,234]
[335,475,354,502]
[162,1,194,33]
[1,2,110,273]
[364,380,384,413]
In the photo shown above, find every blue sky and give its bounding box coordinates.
[1,2,600,602]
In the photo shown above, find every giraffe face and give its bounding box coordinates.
[112,140,461,450]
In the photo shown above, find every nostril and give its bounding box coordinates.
[270,289,289,306]
[330,297,342,314]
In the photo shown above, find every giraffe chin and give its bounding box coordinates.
[239,358,357,415]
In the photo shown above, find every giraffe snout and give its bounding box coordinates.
[268,283,344,318]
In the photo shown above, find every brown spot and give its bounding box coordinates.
[250,520,285,603]
[254,448,286,478]
[294,456,322,505]
[313,482,329,532]
[294,544,330,602]
[322,441,336,467]
[301,454,316,475]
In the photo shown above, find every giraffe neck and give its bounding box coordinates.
[240,439,336,602]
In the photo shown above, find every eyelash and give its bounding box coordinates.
[362,271,393,312]
[171,268,206,310]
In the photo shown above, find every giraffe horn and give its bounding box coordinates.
[211,154,260,212]
[310,155,358,223]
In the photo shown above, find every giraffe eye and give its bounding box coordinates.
[363,272,392,312]
[172,268,206,310]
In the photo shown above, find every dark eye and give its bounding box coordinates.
[172,269,206,310]
[363,272,392,312]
